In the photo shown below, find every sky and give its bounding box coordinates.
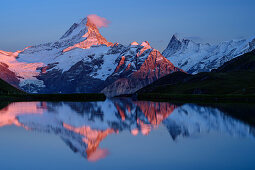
[0,0,255,52]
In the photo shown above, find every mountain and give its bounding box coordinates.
[162,34,255,74]
[0,16,182,97]
[0,59,24,94]
[0,100,253,160]
[101,42,182,96]
[0,77,24,95]
[137,50,255,95]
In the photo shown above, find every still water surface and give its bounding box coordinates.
[0,98,254,170]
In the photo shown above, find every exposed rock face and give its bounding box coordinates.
[102,47,183,97]
[162,34,255,74]
[0,63,20,88]
[0,17,182,96]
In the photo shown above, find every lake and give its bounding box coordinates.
[0,98,255,170]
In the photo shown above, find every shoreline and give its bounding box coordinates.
[1,93,255,104]
[0,93,106,102]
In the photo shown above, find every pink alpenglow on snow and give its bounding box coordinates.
[62,15,113,52]
[131,42,139,46]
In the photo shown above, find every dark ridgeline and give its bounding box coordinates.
[0,77,106,102]
[0,77,24,95]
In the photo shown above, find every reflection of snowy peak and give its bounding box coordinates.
[0,17,181,96]
[162,34,255,74]
[164,104,254,140]
[0,100,253,161]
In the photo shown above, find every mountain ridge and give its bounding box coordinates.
[0,16,181,96]
[162,34,255,74]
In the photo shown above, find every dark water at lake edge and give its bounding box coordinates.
[0,98,255,170]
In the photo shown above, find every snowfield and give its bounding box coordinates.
[163,34,255,74]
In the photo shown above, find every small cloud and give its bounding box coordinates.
[87,14,110,28]
[173,32,203,43]
[158,40,165,43]
[185,36,203,42]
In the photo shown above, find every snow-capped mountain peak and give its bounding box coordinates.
[60,17,88,41]
[62,17,113,52]
[172,33,185,41]
[162,34,192,58]
[0,16,182,96]
[140,41,151,48]
[162,34,255,74]
[131,41,139,46]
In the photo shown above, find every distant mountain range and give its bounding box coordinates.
[0,16,254,96]
[162,34,255,74]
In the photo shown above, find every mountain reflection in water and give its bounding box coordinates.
[0,98,254,162]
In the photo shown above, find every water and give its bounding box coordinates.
[0,98,255,170]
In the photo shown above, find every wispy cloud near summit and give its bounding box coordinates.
[88,14,110,28]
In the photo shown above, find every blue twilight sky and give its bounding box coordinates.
[0,0,254,52]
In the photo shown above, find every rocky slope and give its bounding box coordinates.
[162,34,255,74]
[101,43,182,96]
[0,16,182,96]
[137,50,255,95]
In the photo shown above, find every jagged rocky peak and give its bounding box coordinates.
[171,33,185,41]
[163,33,212,59]
[162,34,185,57]
[140,41,151,48]
[60,17,88,41]
[164,33,205,51]
[169,33,192,44]
[62,16,113,52]
[137,41,152,56]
